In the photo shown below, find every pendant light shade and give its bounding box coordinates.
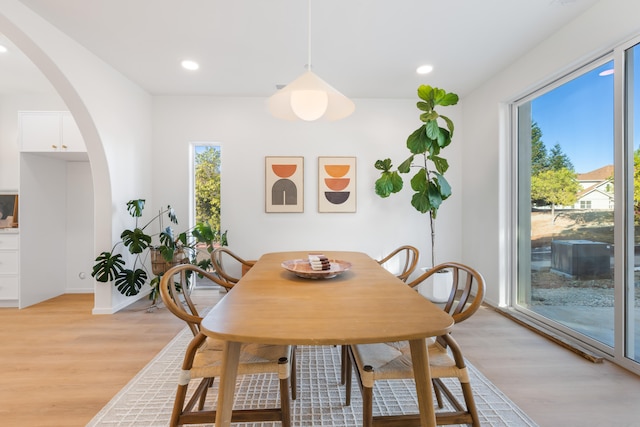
[268,0,354,121]
[269,71,355,121]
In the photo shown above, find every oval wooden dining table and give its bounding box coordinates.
[200,250,454,427]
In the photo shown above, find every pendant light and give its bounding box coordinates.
[268,0,355,121]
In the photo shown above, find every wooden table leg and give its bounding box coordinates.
[409,338,436,427]
[214,341,241,427]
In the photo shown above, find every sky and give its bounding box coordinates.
[530,60,616,174]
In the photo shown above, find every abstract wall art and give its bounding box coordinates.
[318,156,356,213]
[265,156,304,213]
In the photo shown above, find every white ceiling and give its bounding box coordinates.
[1,0,599,99]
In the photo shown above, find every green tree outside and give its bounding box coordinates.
[548,142,574,172]
[531,121,549,175]
[530,123,580,223]
[531,168,581,222]
[194,146,222,238]
[634,148,640,222]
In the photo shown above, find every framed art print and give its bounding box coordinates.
[265,156,304,213]
[318,156,356,213]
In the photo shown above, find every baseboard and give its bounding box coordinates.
[92,290,151,315]
[0,299,18,308]
[65,288,93,294]
[486,304,605,363]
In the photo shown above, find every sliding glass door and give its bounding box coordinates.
[516,58,616,351]
[514,38,640,372]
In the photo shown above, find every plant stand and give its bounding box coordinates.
[418,267,453,303]
[151,248,186,275]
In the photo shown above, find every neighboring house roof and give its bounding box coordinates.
[575,166,614,207]
[541,166,614,209]
[576,165,614,181]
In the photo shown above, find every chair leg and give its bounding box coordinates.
[170,383,188,427]
[197,377,214,410]
[279,376,292,427]
[362,385,373,427]
[291,347,297,400]
[340,345,348,385]
[345,347,352,406]
[432,378,444,408]
[460,381,481,427]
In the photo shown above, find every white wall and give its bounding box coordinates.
[153,96,464,276]
[66,161,94,293]
[19,153,66,307]
[461,0,640,306]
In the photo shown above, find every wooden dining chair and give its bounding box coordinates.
[345,262,486,426]
[377,245,419,282]
[210,247,256,291]
[338,245,420,385]
[159,263,296,427]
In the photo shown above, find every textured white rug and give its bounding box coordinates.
[87,328,538,426]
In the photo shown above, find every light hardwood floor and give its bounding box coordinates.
[454,306,640,427]
[1,293,639,426]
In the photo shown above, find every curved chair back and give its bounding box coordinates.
[159,263,230,336]
[407,262,485,324]
[377,245,419,282]
[210,247,256,289]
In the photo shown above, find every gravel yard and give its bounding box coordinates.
[530,270,640,307]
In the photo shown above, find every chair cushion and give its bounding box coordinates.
[351,337,460,387]
[190,338,292,379]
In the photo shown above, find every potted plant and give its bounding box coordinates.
[91,199,224,305]
[374,85,459,300]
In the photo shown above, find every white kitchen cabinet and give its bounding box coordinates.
[61,112,84,151]
[0,231,19,306]
[19,111,85,153]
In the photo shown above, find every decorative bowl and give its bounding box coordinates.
[281,259,352,279]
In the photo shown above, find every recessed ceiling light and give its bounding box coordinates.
[0,45,8,53]
[416,64,433,75]
[181,60,199,71]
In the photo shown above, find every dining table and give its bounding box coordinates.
[199,250,455,427]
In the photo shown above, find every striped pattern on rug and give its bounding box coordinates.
[87,327,538,426]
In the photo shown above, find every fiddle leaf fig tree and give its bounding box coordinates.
[374,85,459,268]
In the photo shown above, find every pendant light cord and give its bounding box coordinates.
[307,0,312,71]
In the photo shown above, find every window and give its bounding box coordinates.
[580,200,592,209]
[192,144,223,241]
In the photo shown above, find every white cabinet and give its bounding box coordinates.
[0,232,19,305]
[19,111,85,153]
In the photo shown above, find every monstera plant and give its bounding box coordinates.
[374,85,459,268]
[91,199,223,304]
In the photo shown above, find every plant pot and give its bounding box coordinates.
[150,248,185,275]
[417,267,453,303]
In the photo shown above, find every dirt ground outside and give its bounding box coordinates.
[530,210,615,248]
[529,210,620,305]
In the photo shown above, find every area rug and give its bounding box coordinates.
[87,328,538,426]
